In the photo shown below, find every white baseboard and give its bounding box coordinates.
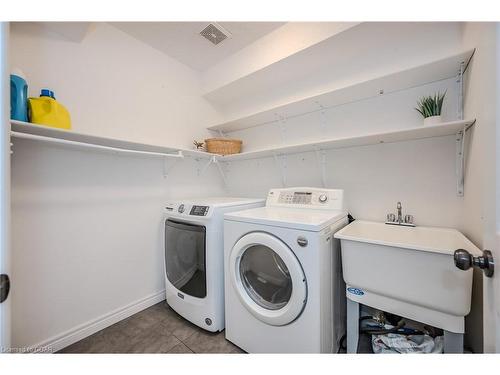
[30,290,166,353]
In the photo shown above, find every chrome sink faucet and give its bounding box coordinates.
[386,201,415,227]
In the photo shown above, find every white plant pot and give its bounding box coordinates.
[423,115,442,126]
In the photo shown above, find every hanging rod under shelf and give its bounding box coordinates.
[10,131,185,159]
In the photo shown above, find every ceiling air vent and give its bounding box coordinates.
[200,23,230,46]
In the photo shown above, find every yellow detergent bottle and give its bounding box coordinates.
[28,89,71,130]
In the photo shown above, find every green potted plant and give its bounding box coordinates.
[415,91,446,126]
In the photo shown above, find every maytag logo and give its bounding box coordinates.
[347,287,364,296]
[177,292,184,299]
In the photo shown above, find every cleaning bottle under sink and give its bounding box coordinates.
[28,89,71,130]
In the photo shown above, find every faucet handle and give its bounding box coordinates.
[404,215,414,224]
[387,213,396,222]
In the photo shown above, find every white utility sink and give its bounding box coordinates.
[334,220,481,335]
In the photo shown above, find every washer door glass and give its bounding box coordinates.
[240,245,292,310]
[230,232,307,326]
[165,219,206,298]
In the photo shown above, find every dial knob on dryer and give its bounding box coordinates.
[178,204,185,213]
[318,194,328,203]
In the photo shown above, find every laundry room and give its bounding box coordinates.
[1,1,500,371]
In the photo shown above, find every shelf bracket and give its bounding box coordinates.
[457,61,465,121]
[321,111,327,132]
[456,119,476,196]
[198,155,226,186]
[456,128,466,197]
[273,153,287,187]
[278,115,287,145]
[199,155,216,176]
[213,158,228,187]
[315,101,327,132]
[163,151,183,177]
[315,149,327,188]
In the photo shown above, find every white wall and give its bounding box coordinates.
[202,22,359,94]
[496,24,500,354]
[10,22,219,148]
[0,22,12,351]
[11,140,224,349]
[460,22,498,354]
[9,21,494,353]
[223,71,462,229]
[229,78,458,152]
[206,22,464,122]
[216,22,488,352]
[224,135,460,227]
[9,23,226,350]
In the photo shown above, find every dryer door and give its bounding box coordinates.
[229,232,307,326]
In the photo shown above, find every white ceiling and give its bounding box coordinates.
[110,22,285,72]
[36,22,92,42]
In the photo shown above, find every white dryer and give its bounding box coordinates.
[224,188,348,353]
[164,197,265,332]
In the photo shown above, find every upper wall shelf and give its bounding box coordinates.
[10,120,214,160]
[207,50,474,134]
[219,119,475,162]
[10,119,476,195]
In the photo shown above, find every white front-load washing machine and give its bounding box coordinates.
[224,188,348,353]
[164,197,265,332]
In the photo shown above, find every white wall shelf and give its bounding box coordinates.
[219,119,476,162]
[207,49,474,134]
[10,120,214,160]
[10,119,475,194]
[219,119,475,196]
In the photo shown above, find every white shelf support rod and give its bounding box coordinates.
[213,159,228,187]
[320,111,327,132]
[315,101,327,133]
[455,119,476,196]
[456,127,466,197]
[198,155,226,185]
[279,116,287,146]
[10,131,185,159]
[163,151,183,178]
[199,155,216,176]
[315,149,327,188]
[457,61,465,121]
[273,153,287,187]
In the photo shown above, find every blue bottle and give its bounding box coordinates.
[10,74,28,122]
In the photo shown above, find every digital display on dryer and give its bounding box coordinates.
[190,205,209,216]
[292,192,312,204]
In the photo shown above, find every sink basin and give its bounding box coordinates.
[334,220,481,333]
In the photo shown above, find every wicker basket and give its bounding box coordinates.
[205,138,242,155]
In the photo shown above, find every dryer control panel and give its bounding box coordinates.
[267,187,344,210]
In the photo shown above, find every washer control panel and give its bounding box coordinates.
[165,203,210,217]
[267,187,344,210]
[190,205,209,216]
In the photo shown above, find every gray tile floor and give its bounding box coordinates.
[58,301,244,354]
